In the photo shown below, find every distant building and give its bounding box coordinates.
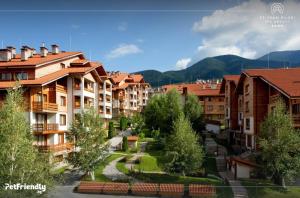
[108,72,150,117]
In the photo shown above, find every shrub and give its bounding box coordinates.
[108,121,116,139]
[122,136,128,151]
[120,116,128,131]
[151,129,160,139]
[139,132,145,139]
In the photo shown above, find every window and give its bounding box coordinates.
[239,112,243,120]
[16,72,28,80]
[60,63,65,69]
[207,97,212,102]
[245,118,250,130]
[292,104,300,114]
[245,101,249,112]
[60,114,66,126]
[245,84,249,94]
[60,96,66,106]
[207,105,213,111]
[0,73,12,80]
[74,96,81,108]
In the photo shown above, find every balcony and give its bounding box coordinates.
[49,84,67,93]
[270,94,280,104]
[37,143,73,153]
[32,123,59,134]
[32,101,58,112]
[292,114,300,127]
[119,95,125,101]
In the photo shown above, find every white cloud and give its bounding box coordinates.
[192,0,300,59]
[175,58,191,70]
[106,44,142,59]
[118,22,128,31]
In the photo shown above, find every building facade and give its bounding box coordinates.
[222,68,300,151]
[109,72,150,118]
[0,44,112,165]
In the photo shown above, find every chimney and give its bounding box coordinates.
[21,46,31,61]
[6,46,16,58]
[0,49,12,61]
[51,44,59,54]
[40,46,48,57]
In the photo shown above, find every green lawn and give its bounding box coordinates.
[84,153,123,181]
[116,161,130,174]
[241,179,300,198]
[134,154,162,172]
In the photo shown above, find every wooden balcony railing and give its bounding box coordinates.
[32,101,58,112]
[56,85,67,93]
[270,94,280,104]
[37,143,74,153]
[84,87,94,93]
[292,114,300,126]
[32,123,59,134]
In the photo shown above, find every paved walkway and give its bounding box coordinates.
[103,156,129,181]
[206,138,249,198]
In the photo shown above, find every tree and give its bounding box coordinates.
[165,115,204,176]
[0,86,54,197]
[184,93,205,133]
[144,89,183,135]
[131,113,145,135]
[122,136,128,151]
[120,116,128,131]
[259,100,300,187]
[68,108,108,181]
[108,121,116,139]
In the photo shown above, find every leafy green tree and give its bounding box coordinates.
[259,100,300,187]
[108,121,116,139]
[0,86,54,197]
[120,116,128,131]
[165,115,204,176]
[144,89,183,135]
[122,136,128,151]
[131,113,145,134]
[184,93,205,133]
[68,108,108,181]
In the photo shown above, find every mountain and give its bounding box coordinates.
[258,50,300,65]
[135,51,300,87]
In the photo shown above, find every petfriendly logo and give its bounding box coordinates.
[4,183,46,194]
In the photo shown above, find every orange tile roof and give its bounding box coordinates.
[0,52,82,68]
[244,67,300,97]
[131,74,144,83]
[0,62,103,89]
[163,83,223,96]
[109,72,129,84]
[127,136,138,141]
[70,58,89,65]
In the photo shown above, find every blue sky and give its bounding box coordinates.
[0,0,300,72]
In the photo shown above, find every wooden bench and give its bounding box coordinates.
[131,183,159,196]
[189,184,216,198]
[159,184,184,198]
[102,182,129,195]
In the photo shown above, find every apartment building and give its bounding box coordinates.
[0,44,112,165]
[109,72,150,117]
[162,81,225,133]
[221,68,300,152]
[220,75,245,146]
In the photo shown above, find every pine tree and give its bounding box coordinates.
[165,115,204,176]
[259,100,300,187]
[122,136,128,152]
